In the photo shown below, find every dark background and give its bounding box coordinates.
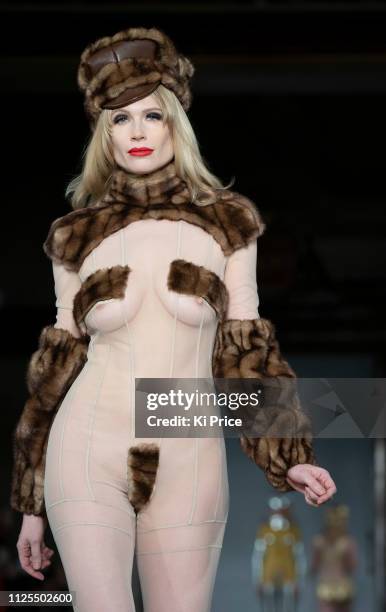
[1,1,385,611]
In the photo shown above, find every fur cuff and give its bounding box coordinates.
[10,326,89,516]
[212,317,317,491]
[240,412,317,492]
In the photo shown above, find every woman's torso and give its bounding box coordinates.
[77,217,227,379]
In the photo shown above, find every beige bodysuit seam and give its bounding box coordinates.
[85,343,112,501]
[57,359,91,502]
[168,220,183,379]
[213,437,222,522]
[46,497,136,519]
[189,232,215,525]
[91,479,131,493]
[194,234,214,378]
[120,227,135,440]
[136,544,222,556]
[137,518,227,534]
[53,521,134,538]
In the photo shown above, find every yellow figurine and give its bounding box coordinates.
[252,496,306,612]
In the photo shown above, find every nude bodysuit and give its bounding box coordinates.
[43,158,260,612]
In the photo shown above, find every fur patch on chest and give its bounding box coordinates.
[73,265,131,331]
[167,259,228,321]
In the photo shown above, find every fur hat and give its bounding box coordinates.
[77,26,195,129]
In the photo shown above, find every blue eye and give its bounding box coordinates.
[113,112,162,124]
[147,112,162,120]
[113,114,127,124]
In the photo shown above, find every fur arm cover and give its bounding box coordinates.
[10,263,89,516]
[213,242,317,492]
[212,317,316,491]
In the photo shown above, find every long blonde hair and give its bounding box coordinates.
[66,84,235,209]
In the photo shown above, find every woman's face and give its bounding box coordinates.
[109,93,174,174]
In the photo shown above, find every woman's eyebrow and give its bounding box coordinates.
[112,107,162,116]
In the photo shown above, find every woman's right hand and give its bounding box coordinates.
[16,514,55,580]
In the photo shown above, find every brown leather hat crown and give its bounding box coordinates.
[77,26,195,129]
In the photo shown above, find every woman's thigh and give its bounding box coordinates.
[134,436,229,612]
[46,496,137,612]
[136,543,223,612]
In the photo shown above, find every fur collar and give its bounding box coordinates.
[99,157,192,207]
[43,158,266,272]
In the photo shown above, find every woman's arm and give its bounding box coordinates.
[212,240,318,492]
[10,262,90,517]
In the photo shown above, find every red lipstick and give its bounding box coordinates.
[128,147,154,157]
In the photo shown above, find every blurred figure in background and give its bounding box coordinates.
[311,504,358,612]
[252,496,306,612]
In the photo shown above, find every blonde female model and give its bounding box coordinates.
[10,27,337,612]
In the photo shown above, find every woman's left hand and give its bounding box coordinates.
[285,464,337,507]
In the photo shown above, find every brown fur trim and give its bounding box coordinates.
[42,191,265,273]
[102,160,192,207]
[25,325,90,399]
[240,415,317,492]
[73,265,130,330]
[10,326,90,515]
[212,318,296,379]
[167,259,229,320]
[127,443,160,513]
[211,317,317,490]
